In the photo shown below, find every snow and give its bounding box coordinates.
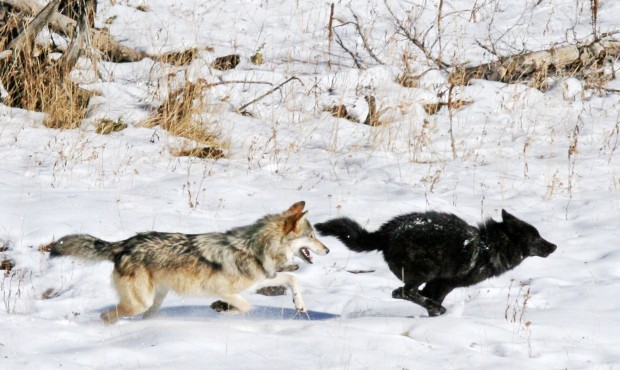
[1,0,620,369]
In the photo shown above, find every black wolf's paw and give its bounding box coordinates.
[392,287,406,299]
[210,300,237,312]
[428,306,447,317]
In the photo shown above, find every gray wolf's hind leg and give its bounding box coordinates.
[142,286,170,319]
[211,300,236,312]
[392,283,447,317]
[100,268,154,324]
[211,294,251,313]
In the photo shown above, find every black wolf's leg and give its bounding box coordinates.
[392,284,446,317]
[420,280,455,308]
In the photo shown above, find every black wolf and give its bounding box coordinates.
[315,210,556,316]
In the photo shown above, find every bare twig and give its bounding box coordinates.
[447,84,457,159]
[590,0,599,40]
[327,3,335,70]
[237,76,302,112]
[350,10,385,65]
[384,0,450,68]
[202,80,273,88]
[475,40,499,57]
[332,27,364,69]
[437,0,444,60]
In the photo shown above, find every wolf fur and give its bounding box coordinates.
[315,209,556,317]
[48,201,329,324]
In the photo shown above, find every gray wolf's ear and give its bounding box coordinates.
[283,211,308,234]
[284,201,305,216]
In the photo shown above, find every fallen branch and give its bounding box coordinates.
[449,36,620,86]
[7,0,59,50]
[55,2,87,78]
[2,0,145,62]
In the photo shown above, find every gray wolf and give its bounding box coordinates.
[315,209,556,317]
[47,201,329,324]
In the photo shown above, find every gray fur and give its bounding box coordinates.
[48,201,329,324]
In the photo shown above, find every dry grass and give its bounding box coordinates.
[142,80,227,159]
[0,47,90,129]
[1,60,84,129]
[95,118,128,134]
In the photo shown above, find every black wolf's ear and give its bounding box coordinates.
[284,201,305,216]
[501,209,516,222]
[284,211,308,234]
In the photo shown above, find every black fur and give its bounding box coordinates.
[315,209,556,316]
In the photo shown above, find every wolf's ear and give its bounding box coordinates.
[284,211,308,234]
[284,201,305,216]
[501,209,516,222]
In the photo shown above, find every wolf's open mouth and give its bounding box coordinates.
[299,247,313,263]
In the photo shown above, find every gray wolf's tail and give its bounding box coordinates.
[314,217,383,252]
[49,234,123,262]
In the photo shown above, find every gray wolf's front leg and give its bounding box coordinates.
[253,273,306,312]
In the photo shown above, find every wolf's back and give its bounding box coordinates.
[49,234,121,262]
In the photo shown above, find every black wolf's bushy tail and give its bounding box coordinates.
[314,217,383,252]
[49,234,123,262]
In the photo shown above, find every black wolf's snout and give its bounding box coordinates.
[532,239,557,257]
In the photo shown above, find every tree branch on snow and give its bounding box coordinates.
[2,0,145,62]
[449,37,620,87]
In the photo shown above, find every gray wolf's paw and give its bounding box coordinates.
[277,263,299,272]
[296,305,307,313]
[210,300,238,312]
[256,285,287,296]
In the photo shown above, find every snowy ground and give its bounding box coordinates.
[1,0,620,369]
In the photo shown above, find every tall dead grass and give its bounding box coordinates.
[142,80,226,159]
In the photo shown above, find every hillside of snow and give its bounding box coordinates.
[1,1,619,368]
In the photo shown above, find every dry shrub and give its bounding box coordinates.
[398,73,420,88]
[211,54,240,71]
[424,100,473,115]
[156,47,210,67]
[0,3,90,129]
[171,146,224,159]
[0,258,14,273]
[95,118,127,134]
[0,49,90,129]
[142,80,226,158]
[324,104,358,122]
